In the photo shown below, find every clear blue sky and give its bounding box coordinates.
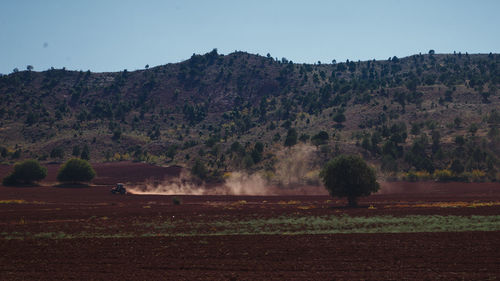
[1,0,499,74]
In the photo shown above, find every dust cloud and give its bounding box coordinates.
[273,144,319,186]
[128,144,327,196]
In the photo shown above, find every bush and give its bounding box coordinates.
[2,159,47,186]
[433,169,454,182]
[464,170,486,182]
[320,155,379,207]
[172,196,182,205]
[284,128,298,147]
[403,170,431,182]
[311,131,329,146]
[57,158,96,183]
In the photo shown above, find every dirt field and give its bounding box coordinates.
[1,162,500,280]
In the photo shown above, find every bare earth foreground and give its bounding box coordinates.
[1,162,500,280]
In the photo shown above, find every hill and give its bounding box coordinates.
[0,49,499,182]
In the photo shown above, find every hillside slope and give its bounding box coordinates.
[0,50,499,181]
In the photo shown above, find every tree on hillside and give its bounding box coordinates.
[333,112,346,128]
[251,142,264,163]
[72,146,80,157]
[405,134,434,173]
[311,131,329,146]
[320,155,379,207]
[284,128,298,147]
[50,147,64,160]
[191,159,208,180]
[80,144,90,160]
[57,158,96,183]
[2,159,47,186]
[450,159,465,175]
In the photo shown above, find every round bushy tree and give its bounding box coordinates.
[2,159,47,186]
[320,155,379,207]
[57,158,96,183]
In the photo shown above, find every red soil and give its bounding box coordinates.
[2,232,499,281]
[1,161,500,280]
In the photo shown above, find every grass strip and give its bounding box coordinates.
[2,215,500,239]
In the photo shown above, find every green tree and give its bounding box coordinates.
[166,145,178,161]
[72,146,80,157]
[381,155,398,173]
[57,158,96,183]
[12,150,21,159]
[455,135,465,146]
[50,147,64,159]
[112,128,122,141]
[251,142,264,163]
[454,117,462,129]
[299,133,310,143]
[0,146,7,158]
[431,130,441,154]
[333,112,346,128]
[284,128,298,147]
[311,131,329,146]
[469,123,478,135]
[2,159,47,186]
[320,155,380,207]
[450,159,465,175]
[230,141,245,156]
[405,134,434,173]
[80,144,90,160]
[191,159,208,180]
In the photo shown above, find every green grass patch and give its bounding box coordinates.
[214,215,500,235]
[2,215,500,239]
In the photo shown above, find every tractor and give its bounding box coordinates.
[111,183,127,195]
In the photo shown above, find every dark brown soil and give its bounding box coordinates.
[2,232,499,281]
[1,161,500,280]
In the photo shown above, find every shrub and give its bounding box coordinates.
[433,169,454,182]
[403,170,431,182]
[172,196,182,205]
[311,131,329,146]
[404,171,418,182]
[284,128,298,147]
[320,155,379,207]
[2,159,47,186]
[57,158,96,183]
[464,170,486,182]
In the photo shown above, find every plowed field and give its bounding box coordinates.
[1,162,499,280]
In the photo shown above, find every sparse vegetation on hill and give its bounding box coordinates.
[0,50,499,181]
